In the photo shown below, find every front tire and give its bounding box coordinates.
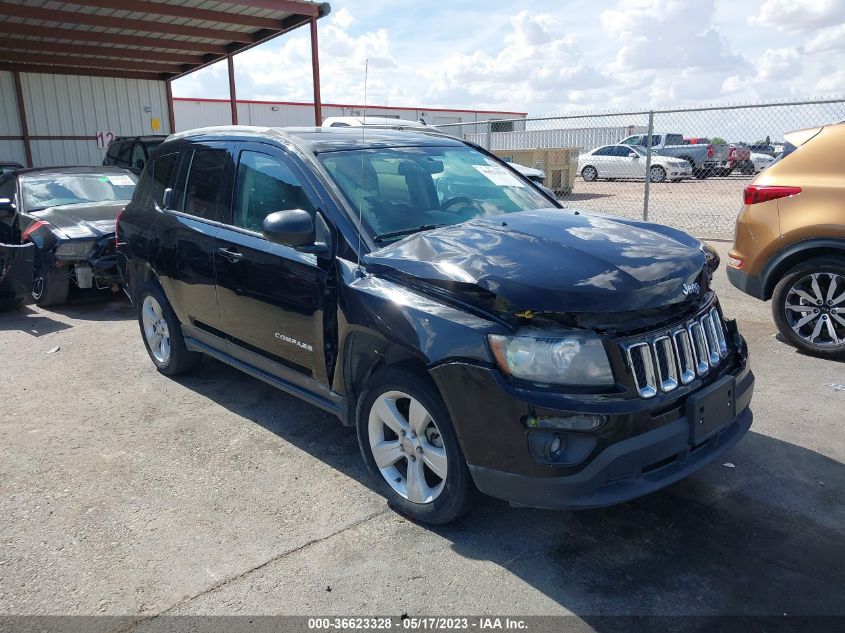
[772,258,845,360]
[137,283,201,375]
[581,165,598,182]
[357,367,474,525]
[32,252,69,307]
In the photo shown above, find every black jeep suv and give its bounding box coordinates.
[117,126,754,524]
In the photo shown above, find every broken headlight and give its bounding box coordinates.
[54,240,95,260]
[488,330,614,387]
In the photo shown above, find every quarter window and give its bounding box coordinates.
[232,151,314,232]
[151,152,179,208]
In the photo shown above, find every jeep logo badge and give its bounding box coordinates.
[682,282,701,296]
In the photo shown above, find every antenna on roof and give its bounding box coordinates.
[355,58,369,275]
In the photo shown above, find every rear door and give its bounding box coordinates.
[214,143,329,383]
[156,143,233,337]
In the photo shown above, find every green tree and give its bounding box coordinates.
[711,136,727,145]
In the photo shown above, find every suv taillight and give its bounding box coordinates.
[743,185,801,205]
[707,145,714,158]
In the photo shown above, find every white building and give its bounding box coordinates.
[173,98,527,133]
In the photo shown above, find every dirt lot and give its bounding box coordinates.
[1,242,843,624]
[560,174,752,240]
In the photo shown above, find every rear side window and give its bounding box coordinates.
[115,142,133,165]
[151,152,179,208]
[594,146,614,156]
[174,149,228,221]
[106,142,122,162]
[130,143,147,170]
[232,151,314,232]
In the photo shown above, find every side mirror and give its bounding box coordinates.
[262,209,330,256]
[629,152,639,158]
[0,197,16,218]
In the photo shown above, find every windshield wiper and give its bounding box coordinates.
[374,224,446,243]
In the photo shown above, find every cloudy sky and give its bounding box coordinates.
[172,0,845,116]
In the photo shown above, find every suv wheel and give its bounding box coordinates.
[357,367,474,524]
[138,283,201,375]
[32,253,69,307]
[772,258,845,359]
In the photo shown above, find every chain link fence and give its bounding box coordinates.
[433,98,845,240]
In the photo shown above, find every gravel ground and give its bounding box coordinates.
[560,175,752,240]
[0,242,843,623]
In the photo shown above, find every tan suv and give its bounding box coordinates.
[728,122,845,359]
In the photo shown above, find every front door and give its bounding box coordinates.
[214,144,329,382]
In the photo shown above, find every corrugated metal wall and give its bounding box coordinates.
[173,98,527,132]
[465,126,649,154]
[0,71,27,166]
[1,71,170,168]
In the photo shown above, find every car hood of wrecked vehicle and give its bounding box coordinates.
[364,208,712,318]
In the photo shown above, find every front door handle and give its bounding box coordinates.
[217,247,244,263]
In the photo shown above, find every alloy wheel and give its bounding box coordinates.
[649,166,666,183]
[141,295,171,363]
[582,166,597,182]
[368,390,447,504]
[784,272,845,347]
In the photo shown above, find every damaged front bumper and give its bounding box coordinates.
[430,324,754,510]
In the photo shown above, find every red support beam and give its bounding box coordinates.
[0,51,184,74]
[166,79,176,135]
[58,0,298,30]
[310,17,322,126]
[206,0,319,16]
[0,63,163,81]
[0,23,230,55]
[0,2,255,43]
[0,40,204,64]
[228,56,238,126]
[11,71,32,167]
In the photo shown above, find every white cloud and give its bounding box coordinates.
[172,2,845,117]
[750,0,845,32]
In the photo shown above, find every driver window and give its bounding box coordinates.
[233,151,315,233]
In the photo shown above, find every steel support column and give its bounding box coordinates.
[165,78,176,134]
[310,16,322,126]
[12,70,32,167]
[228,55,238,125]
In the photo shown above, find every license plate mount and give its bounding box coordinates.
[686,375,736,444]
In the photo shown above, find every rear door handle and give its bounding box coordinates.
[217,247,244,263]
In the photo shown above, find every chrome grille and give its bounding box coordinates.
[622,306,730,399]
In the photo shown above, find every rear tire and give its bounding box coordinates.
[356,366,475,525]
[32,252,69,307]
[581,166,598,182]
[772,258,845,360]
[649,165,666,183]
[137,282,201,375]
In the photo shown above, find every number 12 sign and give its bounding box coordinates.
[96,131,115,149]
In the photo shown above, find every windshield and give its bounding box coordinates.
[319,145,554,242]
[23,173,137,211]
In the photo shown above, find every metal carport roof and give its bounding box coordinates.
[0,0,330,81]
[0,0,330,166]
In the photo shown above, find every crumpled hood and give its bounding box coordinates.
[32,201,125,239]
[365,208,710,318]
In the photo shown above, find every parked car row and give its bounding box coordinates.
[578,132,780,182]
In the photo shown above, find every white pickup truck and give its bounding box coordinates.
[619,133,730,179]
